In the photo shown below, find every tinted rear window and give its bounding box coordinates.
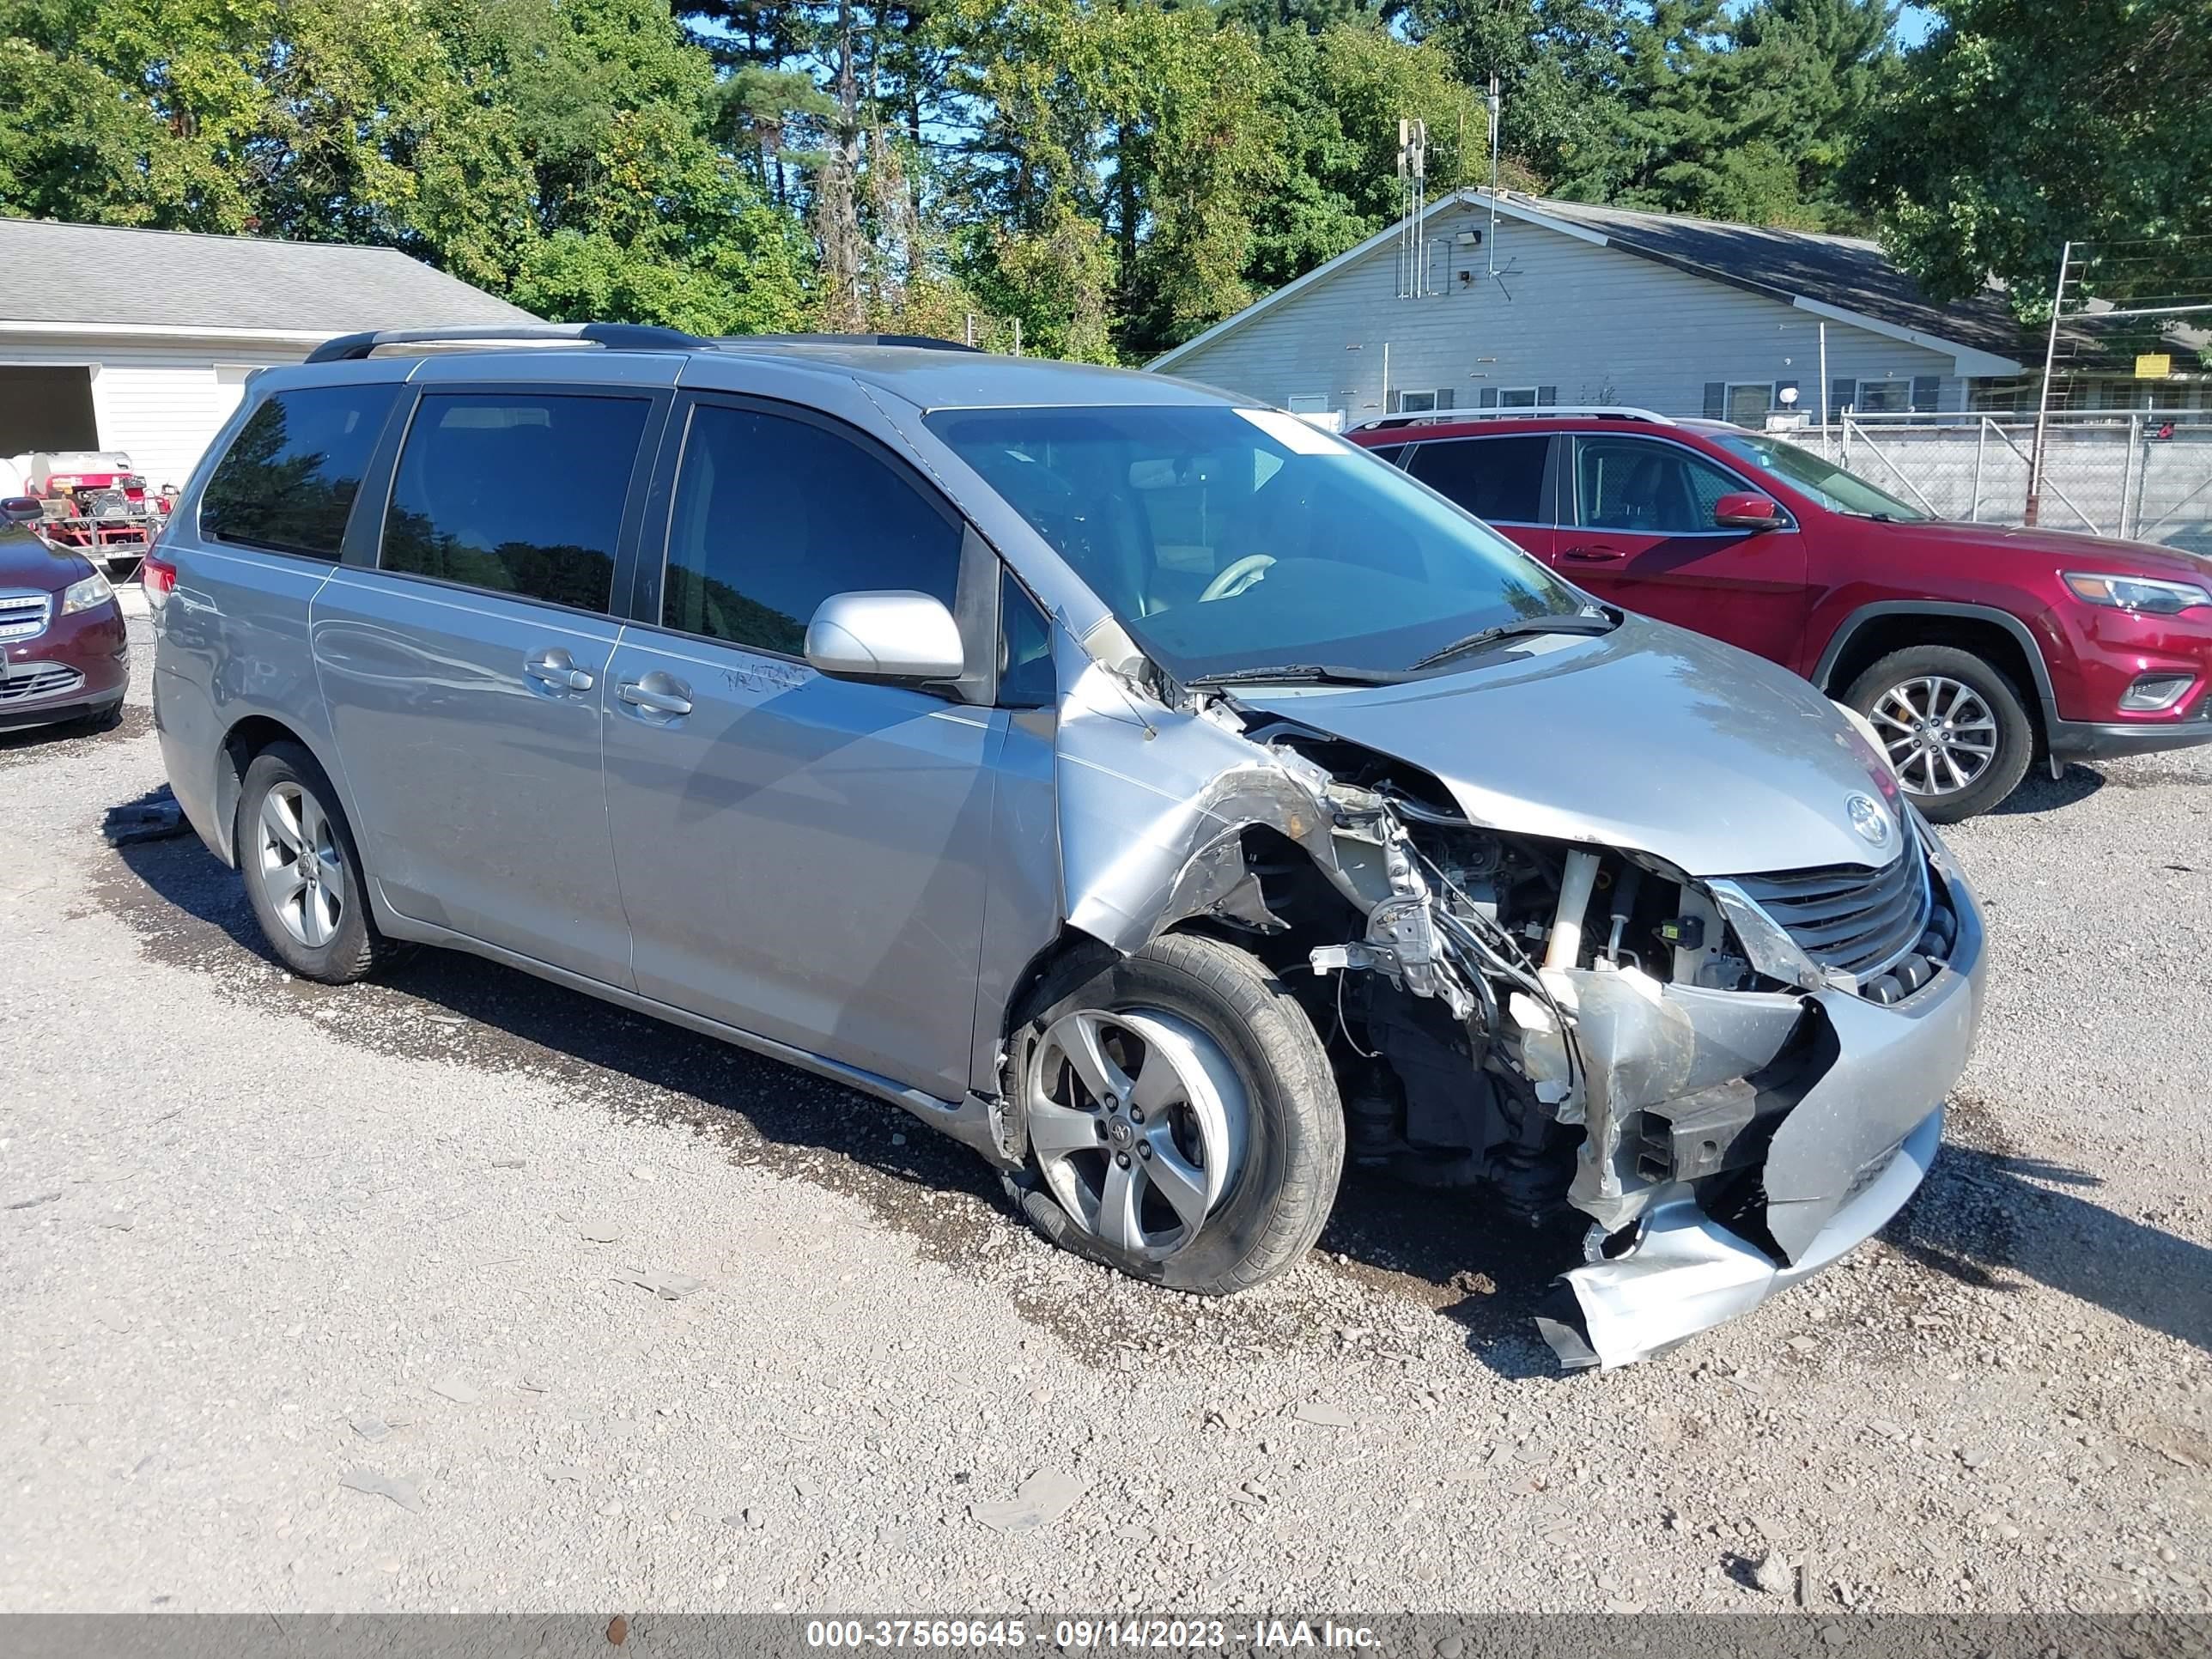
[380,392,649,615]
[199,385,400,559]
[1408,435,1550,524]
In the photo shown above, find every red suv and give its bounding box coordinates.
[1349,410,2212,820]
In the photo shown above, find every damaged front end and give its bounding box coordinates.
[1056,641,1986,1370]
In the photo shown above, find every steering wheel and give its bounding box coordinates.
[1199,553,1275,603]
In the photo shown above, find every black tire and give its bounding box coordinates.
[234,741,398,982]
[1000,933,1343,1296]
[1844,644,2035,823]
[75,701,125,734]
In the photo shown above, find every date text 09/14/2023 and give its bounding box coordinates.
[802,1620,1382,1650]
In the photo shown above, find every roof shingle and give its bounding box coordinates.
[1512,194,2033,363]
[0,218,537,333]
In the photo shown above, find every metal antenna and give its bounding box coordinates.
[1486,76,1501,276]
[1398,118,1428,298]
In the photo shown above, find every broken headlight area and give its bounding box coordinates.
[1188,716,1978,1369]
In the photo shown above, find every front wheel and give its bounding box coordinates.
[1002,933,1344,1296]
[1844,645,2035,823]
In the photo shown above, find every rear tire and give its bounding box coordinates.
[1844,645,2035,823]
[234,742,397,983]
[1001,933,1343,1296]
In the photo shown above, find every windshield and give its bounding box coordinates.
[926,404,1592,680]
[1710,432,1931,522]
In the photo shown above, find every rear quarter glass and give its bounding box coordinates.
[199,384,403,560]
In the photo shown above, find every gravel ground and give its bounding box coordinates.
[2,590,2208,1616]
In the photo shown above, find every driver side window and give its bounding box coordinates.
[663,402,962,655]
[1575,439,1744,534]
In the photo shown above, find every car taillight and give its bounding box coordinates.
[142,550,177,610]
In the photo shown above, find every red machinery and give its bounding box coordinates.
[13,451,167,574]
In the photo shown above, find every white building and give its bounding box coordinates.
[0,218,535,492]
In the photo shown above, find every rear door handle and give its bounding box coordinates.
[524,648,595,692]
[617,674,693,718]
[1560,544,1626,562]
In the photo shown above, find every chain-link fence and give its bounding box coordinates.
[1810,409,2212,554]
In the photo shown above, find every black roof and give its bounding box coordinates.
[1498,193,2037,368]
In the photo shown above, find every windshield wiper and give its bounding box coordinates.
[1408,610,1617,672]
[1185,662,1411,688]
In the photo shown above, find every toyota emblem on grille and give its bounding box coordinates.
[1846,793,1893,847]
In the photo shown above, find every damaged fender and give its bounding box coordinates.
[1050,635,1471,1017]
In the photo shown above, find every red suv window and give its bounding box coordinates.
[1408,435,1552,524]
[1574,438,1745,533]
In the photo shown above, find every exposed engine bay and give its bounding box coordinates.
[1050,641,1984,1370]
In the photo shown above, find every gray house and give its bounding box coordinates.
[1149,188,2036,428]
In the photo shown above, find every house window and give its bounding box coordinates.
[1853,380,1909,414]
[1285,394,1331,415]
[1392,389,1454,415]
[1478,386,1559,410]
[1726,383,1771,427]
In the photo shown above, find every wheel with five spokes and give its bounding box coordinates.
[235,741,398,982]
[1003,933,1343,1295]
[1845,645,2034,823]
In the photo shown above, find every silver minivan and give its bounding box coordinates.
[150,326,1985,1369]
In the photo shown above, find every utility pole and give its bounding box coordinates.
[2026,240,2073,528]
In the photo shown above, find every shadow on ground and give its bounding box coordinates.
[1893,1139,2211,1356]
[92,786,1578,1369]
[1990,763,2105,815]
[101,786,2209,1375]
[0,702,150,768]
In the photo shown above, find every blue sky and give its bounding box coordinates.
[1893,5,1937,47]
[1723,2,1939,48]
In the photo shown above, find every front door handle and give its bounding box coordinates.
[1560,543,1626,562]
[617,674,693,718]
[525,648,595,692]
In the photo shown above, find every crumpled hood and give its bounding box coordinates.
[1237,615,1899,878]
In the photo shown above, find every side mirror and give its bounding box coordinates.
[805,590,966,684]
[1714,491,1785,531]
[1,496,41,526]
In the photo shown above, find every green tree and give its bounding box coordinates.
[1722,0,1896,224]
[1850,0,2212,310]
[1403,0,1632,186]
[0,0,817,331]
[1247,21,1503,289]
[934,0,1277,359]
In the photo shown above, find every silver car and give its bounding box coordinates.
[150,326,1985,1370]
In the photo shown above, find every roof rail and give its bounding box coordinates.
[1349,405,1675,433]
[305,323,704,363]
[724,331,981,352]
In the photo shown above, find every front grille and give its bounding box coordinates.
[0,663,84,703]
[0,592,51,642]
[1730,840,1932,982]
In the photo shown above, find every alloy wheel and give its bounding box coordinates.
[1869,674,1999,798]
[1024,1006,1249,1261]
[255,781,345,948]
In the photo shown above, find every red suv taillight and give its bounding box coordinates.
[142,550,177,611]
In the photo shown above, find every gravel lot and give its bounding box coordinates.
[3,591,2208,1617]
